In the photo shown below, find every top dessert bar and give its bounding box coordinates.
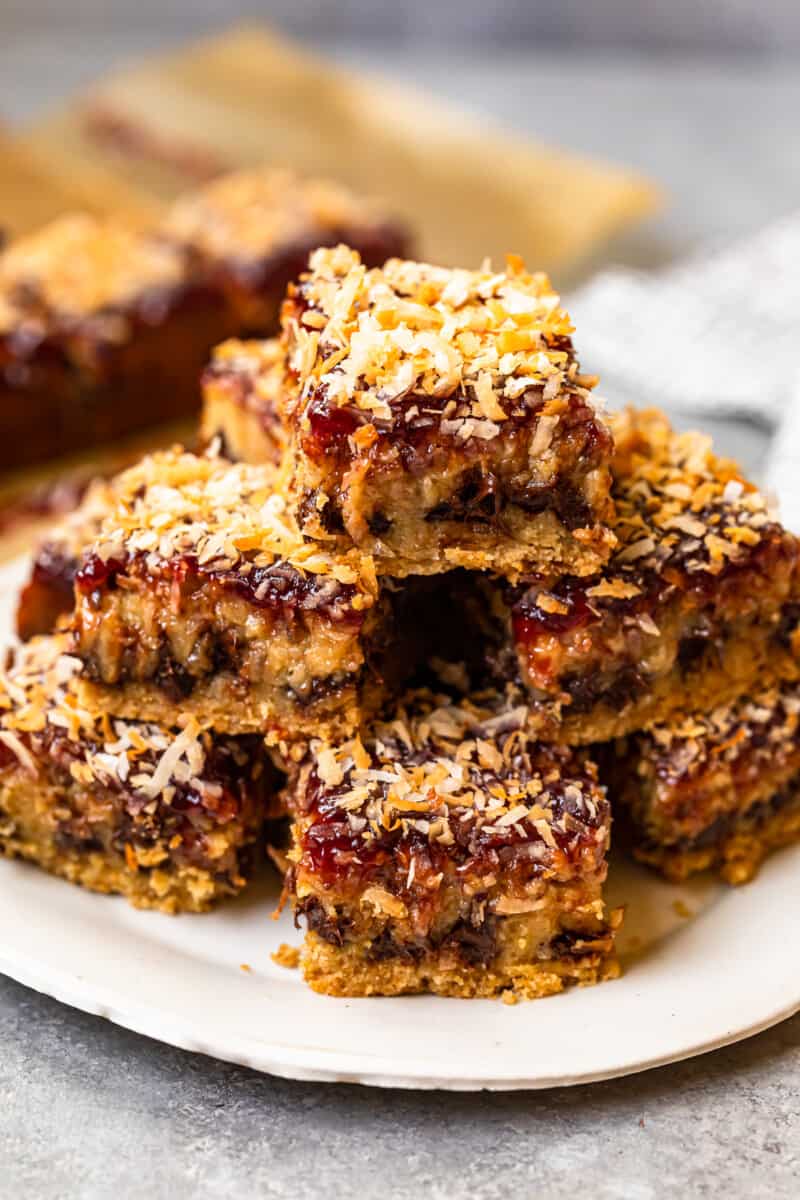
[287,685,620,999]
[491,408,800,744]
[1,170,408,470]
[280,245,616,579]
[69,446,424,744]
[164,168,409,334]
[199,337,287,467]
[0,634,274,912]
[607,678,800,885]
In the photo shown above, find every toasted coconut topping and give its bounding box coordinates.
[298,688,609,859]
[517,407,788,626]
[0,215,186,329]
[165,168,395,262]
[601,408,780,593]
[635,680,800,784]
[0,635,256,799]
[81,445,379,600]
[283,246,593,440]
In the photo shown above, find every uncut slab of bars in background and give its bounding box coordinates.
[0,168,409,470]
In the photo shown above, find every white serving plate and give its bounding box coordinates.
[1,555,798,1090]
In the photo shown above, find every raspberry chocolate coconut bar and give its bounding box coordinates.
[286,687,621,999]
[607,679,800,885]
[280,245,616,578]
[485,408,800,744]
[0,635,275,912]
[70,447,421,744]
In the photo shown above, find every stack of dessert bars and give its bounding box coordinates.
[4,235,800,1001]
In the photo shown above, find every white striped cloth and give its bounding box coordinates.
[570,212,800,526]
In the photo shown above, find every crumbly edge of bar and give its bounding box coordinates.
[73,674,377,744]
[301,929,621,1000]
[555,619,800,745]
[0,782,246,914]
[296,499,615,581]
[633,785,800,886]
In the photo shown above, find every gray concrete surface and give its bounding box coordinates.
[2,972,799,1199]
[1,37,799,1198]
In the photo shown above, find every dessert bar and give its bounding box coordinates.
[0,214,229,470]
[607,680,800,884]
[280,245,616,578]
[2,170,408,470]
[286,687,621,998]
[70,447,421,743]
[485,408,800,743]
[199,337,287,466]
[165,168,409,334]
[0,636,274,912]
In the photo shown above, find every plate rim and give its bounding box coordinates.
[1,921,800,1094]
[2,919,798,1091]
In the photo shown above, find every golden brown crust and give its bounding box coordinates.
[0,792,236,914]
[302,927,621,1000]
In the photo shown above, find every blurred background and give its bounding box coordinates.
[4,0,800,51]
[2,0,800,265]
[2,0,800,481]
